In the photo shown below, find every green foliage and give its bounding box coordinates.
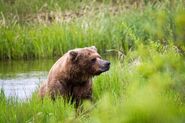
[0,0,185,59]
[0,0,185,123]
[89,43,185,123]
[0,43,185,123]
[0,92,75,123]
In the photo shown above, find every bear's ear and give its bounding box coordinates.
[90,46,97,51]
[69,51,78,62]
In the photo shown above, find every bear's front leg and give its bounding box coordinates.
[72,80,93,107]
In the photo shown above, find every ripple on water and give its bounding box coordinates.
[0,71,48,100]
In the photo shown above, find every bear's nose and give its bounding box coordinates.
[105,61,110,66]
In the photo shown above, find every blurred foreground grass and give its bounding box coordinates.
[0,0,185,123]
[0,43,185,123]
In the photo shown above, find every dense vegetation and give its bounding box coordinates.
[0,0,185,123]
[0,0,184,59]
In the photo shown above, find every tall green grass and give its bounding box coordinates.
[0,0,185,60]
[0,1,185,122]
[0,43,185,123]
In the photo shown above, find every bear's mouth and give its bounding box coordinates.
[101,66,110,72]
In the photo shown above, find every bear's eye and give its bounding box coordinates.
[91,58,96,63]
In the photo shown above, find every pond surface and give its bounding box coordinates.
[0,59,55,100]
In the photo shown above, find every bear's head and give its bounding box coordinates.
[68,46,110,76]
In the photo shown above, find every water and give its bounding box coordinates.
[0,59,55,100]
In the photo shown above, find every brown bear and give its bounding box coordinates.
[38,46,110,107]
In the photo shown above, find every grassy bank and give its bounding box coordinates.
[0,43,185,123]
[0,0,185,123]
[0,0,185,59]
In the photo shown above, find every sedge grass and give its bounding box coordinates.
[0,0,185,122]
[0,43,185,123]
[0,0,185,60]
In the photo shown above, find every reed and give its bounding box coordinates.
[0,1,185,122]
[0,0,184,60]
[0,43,185,123]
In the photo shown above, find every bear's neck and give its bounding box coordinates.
[65,66,92,85]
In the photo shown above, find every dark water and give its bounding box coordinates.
[0,59,55,100]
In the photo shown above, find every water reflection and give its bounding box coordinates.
[0,59,55,100]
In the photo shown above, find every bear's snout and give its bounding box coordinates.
[104,61,111,71]
[105,61,110,67]
[99,60,110,72]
